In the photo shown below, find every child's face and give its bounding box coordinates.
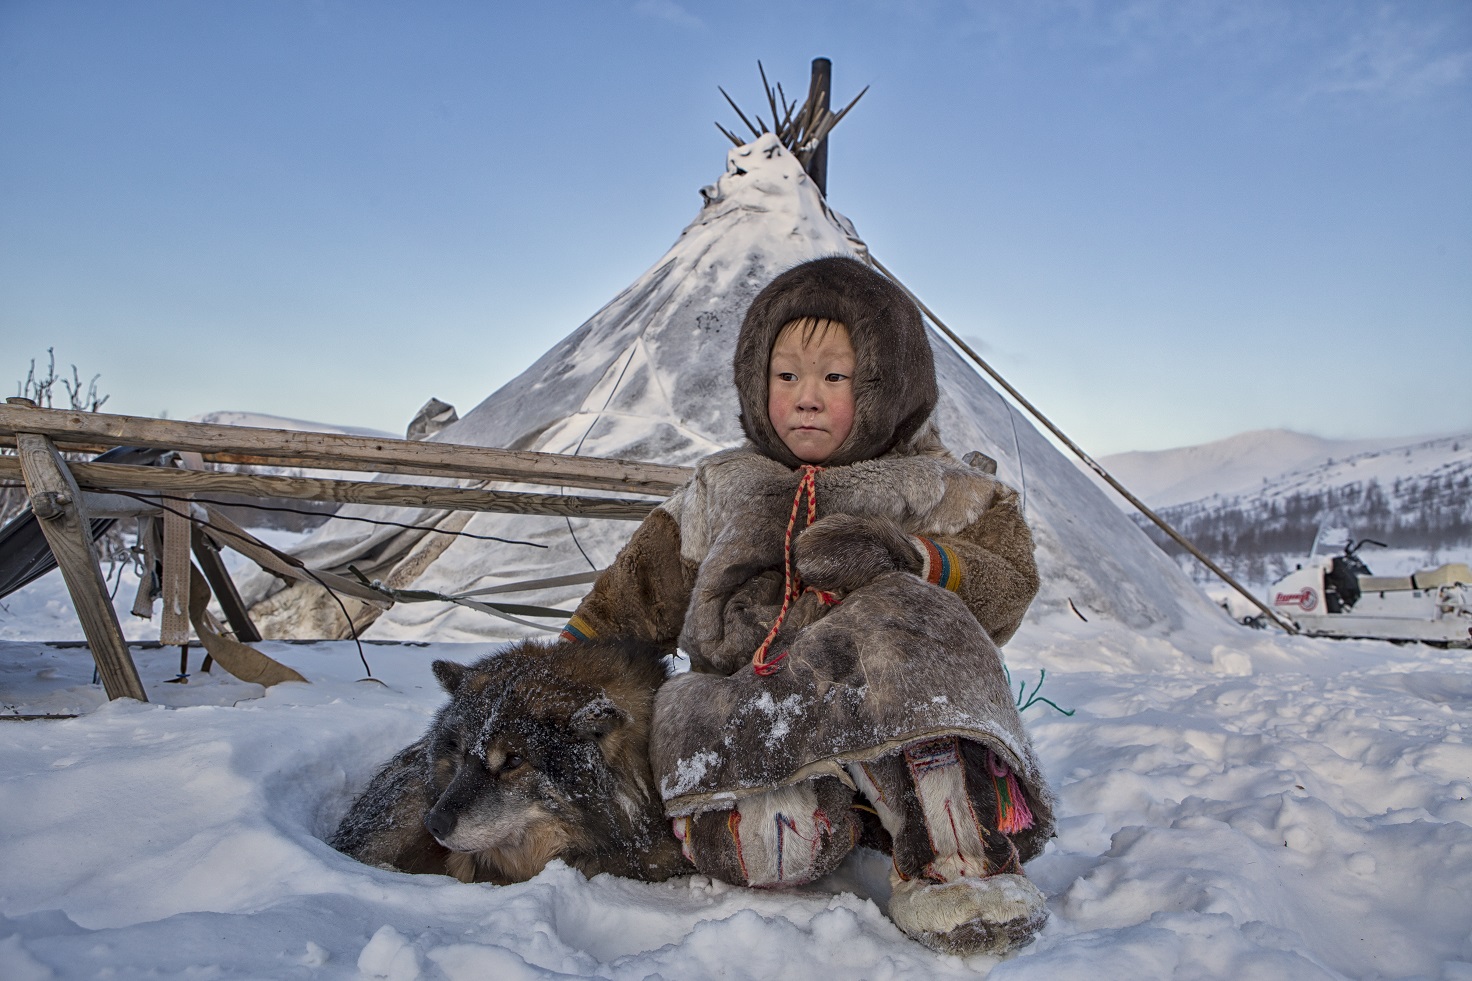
[767,321,856,464]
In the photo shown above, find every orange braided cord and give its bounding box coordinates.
[752,465,822,676]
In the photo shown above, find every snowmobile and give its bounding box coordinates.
[1264,538,1472,646]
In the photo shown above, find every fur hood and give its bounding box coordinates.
[733,255,938,468]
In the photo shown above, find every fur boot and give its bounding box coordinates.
[850,736,1048,955]
[888,873,1048,956]
[673,777,858,888]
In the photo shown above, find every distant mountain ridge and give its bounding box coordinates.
[1090,429,1472,587]
[1092,429,1441,509]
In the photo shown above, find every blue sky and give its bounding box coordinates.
[2,0,1469,456]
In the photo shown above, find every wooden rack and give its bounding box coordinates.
[0,400,692,702]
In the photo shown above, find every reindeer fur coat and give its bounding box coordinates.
[564,256,1054,859]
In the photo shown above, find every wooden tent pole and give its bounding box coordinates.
[868,258,1299,635]
[807,58,831,196]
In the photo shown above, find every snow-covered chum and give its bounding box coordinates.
[561,255,1056,956]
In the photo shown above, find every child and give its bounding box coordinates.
[562,256,1055,955]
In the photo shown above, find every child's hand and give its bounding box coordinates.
[795,514,921,594]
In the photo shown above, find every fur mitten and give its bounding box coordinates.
[796,514,920,594]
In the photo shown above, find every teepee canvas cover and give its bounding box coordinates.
[243,133,1219,642]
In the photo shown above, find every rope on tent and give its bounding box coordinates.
[457,569,603,597]
[562,319,667,572]
[868,255,1299,635]
[346,567,571,633]
[1004,400,1028,515]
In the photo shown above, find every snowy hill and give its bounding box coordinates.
[192,411,397,441]
[1102,431,1472,589]
[192,410,397,481]
[185,411,403,529]
[1090,428,1436,509]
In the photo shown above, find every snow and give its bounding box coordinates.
[4,577,1471,978]
[192,411,397,442]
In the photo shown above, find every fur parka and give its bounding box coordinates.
[563,256,1054,862]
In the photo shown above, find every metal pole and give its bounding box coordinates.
[868,257,1299,634]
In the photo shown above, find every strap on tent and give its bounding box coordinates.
[345,566,575,633]
[188,563,306,686]
[198,506,391,608]
[457,569,604,597]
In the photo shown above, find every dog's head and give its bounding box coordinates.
[420,639,664,867]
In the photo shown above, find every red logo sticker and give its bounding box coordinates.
[1274,589,1318,611]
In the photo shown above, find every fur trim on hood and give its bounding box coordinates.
[734,255,938,468]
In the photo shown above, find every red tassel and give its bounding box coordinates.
[987,750,1034,835]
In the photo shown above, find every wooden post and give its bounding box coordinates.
[10,414,147,700]
[159,497,192,646]
[807,58,832,196]
[191,526,262,643]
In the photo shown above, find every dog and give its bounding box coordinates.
[330,637,690,884]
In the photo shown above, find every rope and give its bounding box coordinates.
[565,339,642,570]
[867,255,1298,635]
[1004,400,1028,516]
[751,465,835,677]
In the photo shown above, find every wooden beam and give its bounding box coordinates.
[192,451,676,490]
[12,431,147,701]
[191,526,262,643]
[0,403,691,496]
[159,498,191,645]
[0,457,660,521]
[0,435,111,455]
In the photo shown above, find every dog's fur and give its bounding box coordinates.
[330,638,690,884]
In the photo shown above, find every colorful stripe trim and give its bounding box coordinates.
[559,614,597,643]
[916,537,963,592]
[986,749,1035,835]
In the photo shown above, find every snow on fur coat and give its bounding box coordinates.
[562,256,1055,862]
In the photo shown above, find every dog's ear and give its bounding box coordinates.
[571,695,631,740]
[432,660,467,693]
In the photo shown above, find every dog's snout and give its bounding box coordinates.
[424,807,455,841]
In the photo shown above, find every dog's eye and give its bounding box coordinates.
[503,753,523,771]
